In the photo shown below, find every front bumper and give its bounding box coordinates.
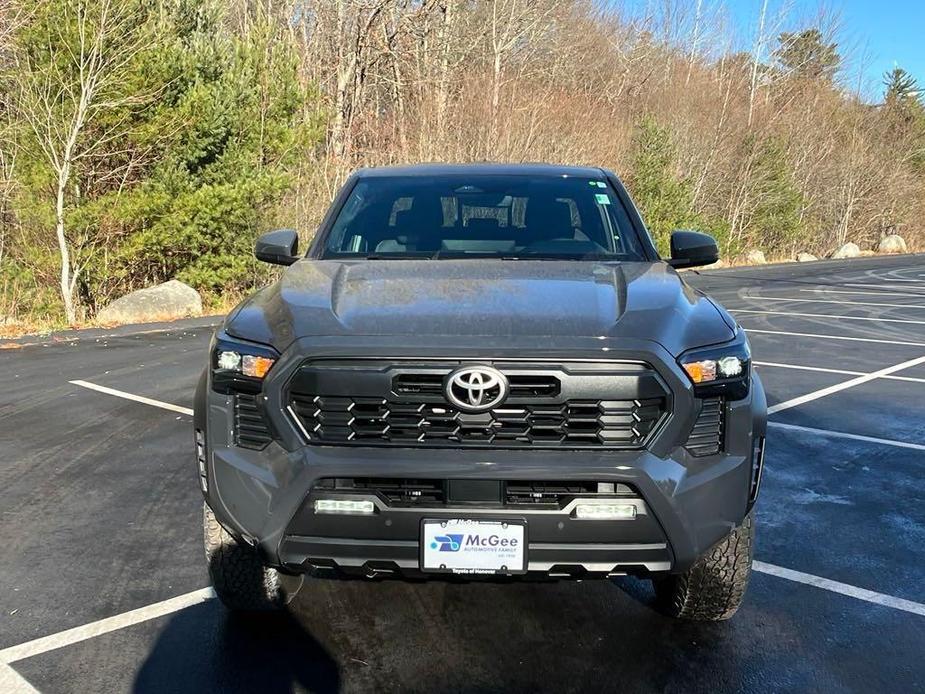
[195,330,767,579]
[196,367,766,578]
[282,483,672,578]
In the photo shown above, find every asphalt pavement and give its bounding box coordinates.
[1,254,924,693]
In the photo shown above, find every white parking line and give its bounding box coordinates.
[755,361,860,376]
[767,354,925,414]
[0,588,216,663]
[70,380,194,416]
[753,560,925,617]
[0,557,921,672]
[0,661,38,694]
[731,309,925,325]
[753,296,925,310]
[843,283,925,292]
[801,288,925,299]
[744,328,925,348]
[753,361,925,384]
[768,422,925,452]
[753,562,925,617]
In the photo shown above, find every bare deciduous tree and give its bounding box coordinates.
[13,0,150,323]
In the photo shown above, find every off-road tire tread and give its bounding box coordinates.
[655,512,755,621]
[203,503,286,611]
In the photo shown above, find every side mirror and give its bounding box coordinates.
[667,230,719,269]
[255,229,299,266]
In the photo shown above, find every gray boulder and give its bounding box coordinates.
[97,280,202,325]
[796,252,818,262]
[878,234,907,254]
[832,242,861,259]
[745,249,767,265]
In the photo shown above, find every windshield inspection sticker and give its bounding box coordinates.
[595,193,611,205]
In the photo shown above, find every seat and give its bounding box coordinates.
[523,199,577,243]
[374,196,446,253]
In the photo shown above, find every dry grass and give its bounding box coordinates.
[0,309,228,340]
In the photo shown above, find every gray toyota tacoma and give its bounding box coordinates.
[194,163,766,621]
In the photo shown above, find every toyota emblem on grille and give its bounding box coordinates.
[445,365,509,412]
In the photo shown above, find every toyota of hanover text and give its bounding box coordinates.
[194,163,767,621]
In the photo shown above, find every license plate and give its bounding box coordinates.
[421,518,526,575]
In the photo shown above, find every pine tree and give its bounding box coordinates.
[774,29,840,82]
[884,67,920,105]
[10,0,319,316]
[745,138,804,253]
[627,118,701,255]
[881,67,925,172]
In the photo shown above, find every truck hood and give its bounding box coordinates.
[225,259,734,356]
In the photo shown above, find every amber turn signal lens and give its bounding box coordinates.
[682,360,716,383]
[242,355,275,378]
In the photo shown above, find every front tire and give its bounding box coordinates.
[203,503,301,611]
[654,512,755,621]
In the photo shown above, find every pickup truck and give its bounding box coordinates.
[194,163,766,620]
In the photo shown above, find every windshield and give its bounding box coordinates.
[319,174,646,260]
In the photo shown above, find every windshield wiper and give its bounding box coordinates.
[363,253,430,260]
[430,249,525,260]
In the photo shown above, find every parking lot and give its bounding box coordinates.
[1,254,923,693]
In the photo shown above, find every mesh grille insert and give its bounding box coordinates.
[290,394,665,449]
[289,360,670,450]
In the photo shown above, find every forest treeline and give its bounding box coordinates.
[1,0,923,325]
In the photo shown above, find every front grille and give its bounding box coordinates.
[288,359,670,449]
[685,397,724,457]
[311,478,635,508]
[314,478,445,504]
[233,392,273,449]
[393,373,560,398]
[290,395,665,448]
[505,481,635,505]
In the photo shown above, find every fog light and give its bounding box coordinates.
[314,498,375,514]
[574,502,637,520]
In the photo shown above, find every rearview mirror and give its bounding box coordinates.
[667,230,719,269]
[255,229,299,266]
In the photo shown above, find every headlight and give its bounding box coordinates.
[211,332,279,394]
[678,331,751,399]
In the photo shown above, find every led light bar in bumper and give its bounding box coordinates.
[314,498,376,515]
[573,501,637,520]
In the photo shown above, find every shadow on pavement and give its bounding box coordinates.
[130,575,748,694]
[133,602,340,693]
[125,570,916,692]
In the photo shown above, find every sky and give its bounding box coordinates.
[623,0,925,101]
